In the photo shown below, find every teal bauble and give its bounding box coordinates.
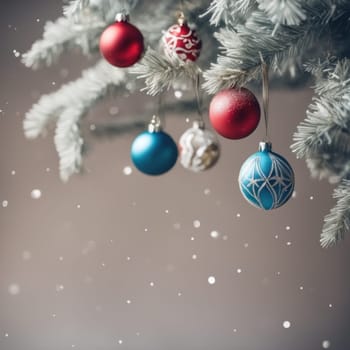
[238,142,295,210]
[131,116,178,175]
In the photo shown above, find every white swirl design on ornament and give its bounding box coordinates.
[179,127,219,172]
[239,153,294,210]
[163,24,201,62]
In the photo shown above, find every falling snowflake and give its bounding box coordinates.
[210,230,220,239]
[208,276,216,285]
[30,189,42,199]
[8,284,20,296]
[322,340,331,349]
[283,321,291,329]
[123,166,132,175]
[193,220,201,228]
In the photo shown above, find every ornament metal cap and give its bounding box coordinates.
[148,115,162,133]
[193,119,205,130]
[115,13,129,22]
[259,141,272,152]
[177,12,186,26]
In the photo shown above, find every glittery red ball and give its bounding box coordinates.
[100,20,144,68]
[163,22,201,62]
[209,88,261,139]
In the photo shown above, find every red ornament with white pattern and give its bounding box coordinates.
[163,14,201,62]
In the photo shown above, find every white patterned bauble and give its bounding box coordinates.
[179,121,220,172]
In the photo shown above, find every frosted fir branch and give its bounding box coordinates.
[130,47,202,96]
[203,11,310,93]
[64,0,139,21]
[291,100,350,158]
[321,180,350,247]
[22,16,104,69]
[303,56,338,77]
[292,59,350,164]
[203,2,350,93]
[24,60,127,181]
[24,60,121,138]
[292,58,350,247]
[201,0,257,26]
[54,108,84,182]
[63,0,90,18]
[306,153,350,184]
[53,61,127,181]
[203,60,261,93]
[80,0,140,23]
[257,0,306,30]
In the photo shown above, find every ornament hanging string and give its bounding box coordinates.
[193,73,205,125]
[155,93,165,129]
[179,0,185,13]
[260,55,270,142]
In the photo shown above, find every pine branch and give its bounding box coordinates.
[203,11,309,93]
[203,2,350,94]
[257,0,306,30]
[63,0,90,18]
[291,58,350,181]
[22,16,104,69]
[201,0,257,26]
[63,0,139,22]
[130,47,201,96]
[24,60,127,181]
[292,57,350,247]
[321,179,350,247]
[54,108,84,182]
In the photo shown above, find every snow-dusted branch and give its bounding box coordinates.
[131,47,201,96]
[24,60,127,180]
[292,58,350,178]
[257,0,306,30]
[321,180,350,247]
[292,58,350,246]
[201,0,257,26]
[203,2,350,94]
[22,17,104,69]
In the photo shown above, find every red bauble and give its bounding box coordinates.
[163,21,201,62]
[100,16,144,68]
[209,88,261,139]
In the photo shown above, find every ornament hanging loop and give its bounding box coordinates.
[260,53,270,142]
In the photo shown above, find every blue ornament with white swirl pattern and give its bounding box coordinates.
[238,142,294,210]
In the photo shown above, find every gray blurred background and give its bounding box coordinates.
[0,1,350,350]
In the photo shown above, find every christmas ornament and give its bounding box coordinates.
[131,116,178,175]
[163,13,201,62]
[238,142,295,210]
[100,13,144,68]
[209,87,261,139]
[179,120,220,172]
